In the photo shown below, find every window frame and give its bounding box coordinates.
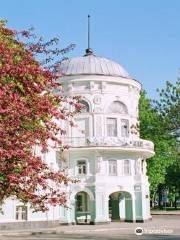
[79,100,90,114]
[106,116,129,138]
[77,160,87,176]
[106,118,118,137]
[15,205,28,221]
[108,159,117,176]
[121,119,129,137]
[124,159,131,175]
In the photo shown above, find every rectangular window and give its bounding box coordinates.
[56,151,66,169]
[16,206,28,221]
[77,160,87,175]
[109,160,117,176]
[107,118,117,137]
[121,119,129,137]
[124,160,131,175]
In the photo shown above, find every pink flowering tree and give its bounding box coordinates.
[0,20,81,212]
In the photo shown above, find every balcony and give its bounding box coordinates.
[63,136,154,152]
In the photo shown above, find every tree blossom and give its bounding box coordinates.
[0,20,80,212]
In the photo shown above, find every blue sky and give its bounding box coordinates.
[1,0,180,98]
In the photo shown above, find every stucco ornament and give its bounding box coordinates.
[96,156,103,173]
[93,107,102,113]
[93,95,101,105]
[107,101,128,114]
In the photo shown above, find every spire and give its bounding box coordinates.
[84,15,94,56]
[88,14,90,49]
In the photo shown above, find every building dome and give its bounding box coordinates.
[59,50,130,78]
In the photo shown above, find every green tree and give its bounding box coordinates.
[139,91,177,203]
[165,157,180,208]
[155,79,180,133]
[155,79,180,208]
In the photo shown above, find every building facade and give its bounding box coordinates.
[0,48,154,227]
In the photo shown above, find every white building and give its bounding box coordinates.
[0,48,154,228]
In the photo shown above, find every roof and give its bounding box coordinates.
[59,50,130,78]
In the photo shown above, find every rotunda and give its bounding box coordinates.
[0,48,154,227]
[58,48,154,224]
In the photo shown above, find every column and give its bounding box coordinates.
[134,185,143,222]
[119,196,125,221]
[95,192,107,223]
[89,199,96,224]
[131,194,136,222]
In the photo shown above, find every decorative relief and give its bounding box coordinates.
[96,82,101,90]
[73,82,90,91]
[102,82,106,90]
[93,107,102,113]
[134,184,141,191]
[96,156,103,173]
[135,158,141,174]
[107,101,128,114]
[95,116,102,137]
[90,81,95,90]
[87,137,128,146]
[86,138,152,150]
[85,83,90,90]
[93,95,101,105]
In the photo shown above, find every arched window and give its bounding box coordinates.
[80,100,90,113]
[107,101,128,114]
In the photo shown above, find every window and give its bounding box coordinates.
[56,151,66,169]
[141,159,144,174]
[109,160,117,176]
[107,118,117,137]
[16,205,28,220]
[124,160,131,175]
[77,160,87,175]
[121,119,129,137]
[80,100,89,113]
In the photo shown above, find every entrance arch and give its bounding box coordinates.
[109,191,133,222]
[75,191,91,224]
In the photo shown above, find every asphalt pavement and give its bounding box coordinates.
[0,215,179,240]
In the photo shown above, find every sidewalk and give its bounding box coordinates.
[151,210,180,215]
[0,216,180,237]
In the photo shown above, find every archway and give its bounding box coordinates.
[109,191,133,222]
[75,191,91,224]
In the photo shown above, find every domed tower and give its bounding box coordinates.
[58,48,154,224]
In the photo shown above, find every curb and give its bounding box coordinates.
[0,229,57,237]
[0,227,133,237]
[151,212,180,215]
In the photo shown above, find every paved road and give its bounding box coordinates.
[1,233,180,240]
[0,215,179,240]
